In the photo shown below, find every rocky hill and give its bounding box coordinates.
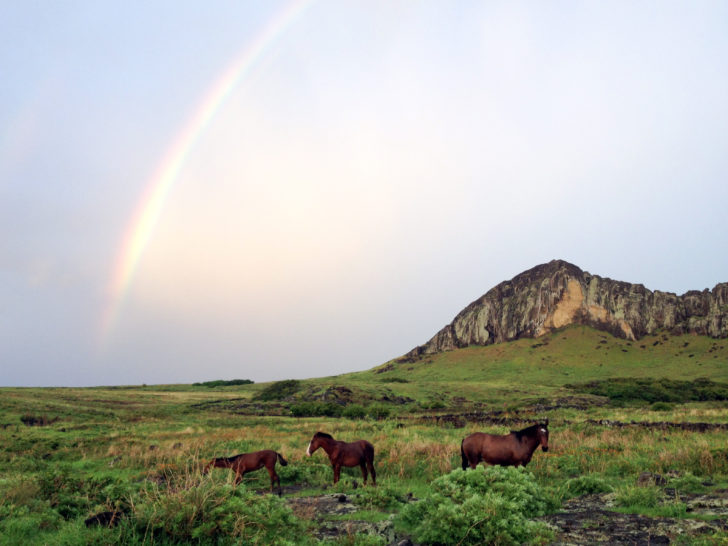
[404,260,728,359]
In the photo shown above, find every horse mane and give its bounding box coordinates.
[215,454,241,464]
[511,423,547,440]
[314,431,333,440]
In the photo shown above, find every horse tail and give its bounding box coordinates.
[365,441,375,463]
[277,452,288,466]
[461,440,468,470]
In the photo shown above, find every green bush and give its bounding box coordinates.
[342,404,367,419]
[567,377,728,404]
[563,474,613,497]
[398,466,555,545]
[615,485,663,509]
[667,472,706,494]
[192,379,254,387]
[367,405,390,420]
[254,380,301,402]
[290,401,343,417]
[121,480,307,544]
[353,484,406,511]
[650,401,674,411]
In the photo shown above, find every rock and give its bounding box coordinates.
[403,260,728,358]
[637,472,668,486]
[84,510,124,527]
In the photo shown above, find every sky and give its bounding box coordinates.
[2,1,727,387]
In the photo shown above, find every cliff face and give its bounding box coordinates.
[405,260,728,359]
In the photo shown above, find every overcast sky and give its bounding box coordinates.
[2,1,727,387]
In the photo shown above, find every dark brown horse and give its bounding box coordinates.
[203,449,288,495]
[461,421,549,469]
[306,431,376,485]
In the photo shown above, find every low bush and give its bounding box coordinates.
[342,404,367,419]
[290,402,343,417]
[615,484,663,509]
[563,474,613,497]
[367,405,390,420]
[566,378,728,404]
[667,472,706,493]
[120,480,307,544]
[254,380,301,402]
[192,379,254,387]
[353,484,407,511]
[397,466,556,545]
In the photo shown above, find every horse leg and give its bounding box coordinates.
[359,462,368,485]
[234,471,243,486]
[266,466,281,495]
[333,464,341,484]
[367,461,376,486]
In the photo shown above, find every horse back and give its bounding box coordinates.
[360,440,374,462]
[463,432,519,465]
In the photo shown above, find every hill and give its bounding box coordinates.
[404,259,727,360]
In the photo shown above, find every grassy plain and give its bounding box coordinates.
[1,326,728,544]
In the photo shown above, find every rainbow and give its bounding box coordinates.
[101,0,313,345]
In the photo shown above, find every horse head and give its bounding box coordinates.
[537,423,549,452]
[306,431,332,456]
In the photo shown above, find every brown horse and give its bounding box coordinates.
[203,449,288,495]
[306,431,376,485]
[461,421,549,469]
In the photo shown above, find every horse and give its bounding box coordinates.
[306,431,376,486]
[461,421,549,469]
[203,449,288,495]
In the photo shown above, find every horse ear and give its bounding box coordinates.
[544,418,549,426]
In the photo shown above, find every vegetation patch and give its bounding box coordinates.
[254,379,301,401]
[566,377,728,404]
[397,466,556,545]
[192,379,254,388]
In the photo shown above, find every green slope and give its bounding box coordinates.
[323,326,728,409]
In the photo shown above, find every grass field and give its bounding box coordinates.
[2,326,728,544]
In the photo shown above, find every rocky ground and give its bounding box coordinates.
[286,488,728,545]
[540,489,728,545]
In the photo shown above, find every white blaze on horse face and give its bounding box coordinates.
[306,441,312,456]
[539,428,547,434]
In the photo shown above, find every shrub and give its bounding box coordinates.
[254,380,301,401]
[650,402,674,411]
[353,484,406,511]
[667,472,706,494]
[563,474,613,497]
[290,401,343,417]
[342,404,367,419]
[192,379,254,387]
[367,405,390,420]
[567,378,728,404]
[615,485,663,509]
[121,480,307,544]
[398,466,555,545]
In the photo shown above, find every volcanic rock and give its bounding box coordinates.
[405,260,727,359]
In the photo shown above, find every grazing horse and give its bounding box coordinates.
[306,432,376,486]
[203,449,288,495]
[461,421,549,469]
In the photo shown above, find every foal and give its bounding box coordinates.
[306,431,376,486]
[204,449,288,495]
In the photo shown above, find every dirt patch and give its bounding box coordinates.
[540,492,728,545]
[286,494,397,542]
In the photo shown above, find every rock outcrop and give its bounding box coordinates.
[404,260,728,359]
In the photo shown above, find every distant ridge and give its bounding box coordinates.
[404,260,728,360]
